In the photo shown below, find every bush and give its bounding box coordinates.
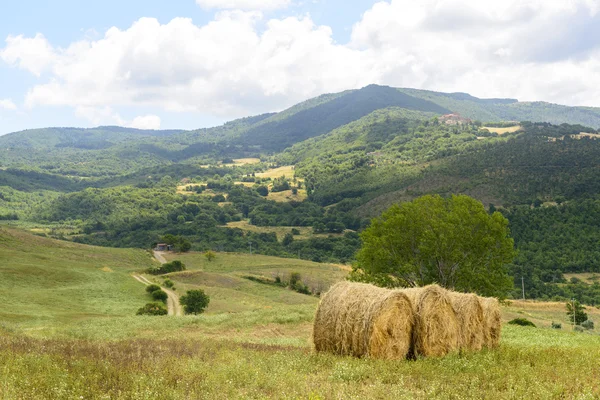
[581,319,594,330]
[291,228,301,235]
[136,303,168,316]
[163,279,174,288]
[204,250,216,262]
[149,260,186,275]
[145,284,161,293]
[180,289,210,315]
[151,290,168,303]
[289,272,301,286]
[508,318,536,327]
[551,321,562,329]
[256,186,269,196]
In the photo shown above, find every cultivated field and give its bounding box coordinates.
[2,228,600,398]
[223,219,342,240]
[481,125,522,134]
[256,165,297,180]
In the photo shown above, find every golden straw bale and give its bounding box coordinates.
[313,281,414,360]
[479,296,501,348]
[398,285,460,357]
[446,291,486,351]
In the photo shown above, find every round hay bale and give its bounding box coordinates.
[398,285,460,357]
[479,296,501,348]
[313,281,414,360]
[446,291,486,351]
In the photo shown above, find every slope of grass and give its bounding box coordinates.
[0,227,154,336]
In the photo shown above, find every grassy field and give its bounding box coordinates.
[2,228,600,398]
[223,219,343,240]
[267,188,308,202]
[256,165,297,180]
[0,227,155,337]
[481,125,522,134]
[564,272,600,285]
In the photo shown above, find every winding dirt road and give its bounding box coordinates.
[153,250,168,264]
[132,251,182,316]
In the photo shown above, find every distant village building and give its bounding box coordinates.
[154,243,172,251]
[439,113,472,125]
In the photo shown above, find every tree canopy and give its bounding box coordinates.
[351,194,515,297]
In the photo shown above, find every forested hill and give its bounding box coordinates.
[3,85,600,177]
[3,84,600,303]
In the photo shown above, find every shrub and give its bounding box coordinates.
[163,279,174,288]
[551,321,562,329]
[151,290,168,303]
[282,233,294,246]
[149,260,186,275]
[136,303,168,316]
[204,251,216,262]
[180,289,210,315]
[581,319,594,330]
[508,318,536,327]
[291,228,300,235]
[256,186,269,196]
[145,284,161,293]
[289,272,301,286]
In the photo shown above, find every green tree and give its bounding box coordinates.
[175,239,191,253]
[180,289,210,315]
[256,186,269,196]
[282,232,294,246]
[350,194,516,297]
[204,250,216,262]
[566,300,588,325]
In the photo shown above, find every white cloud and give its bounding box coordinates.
[17,13,372,120]
[130,115,161,130]
[196,0,291,10]
[4,0,600,128]
[0,33,55,76]
[0,99,17,111]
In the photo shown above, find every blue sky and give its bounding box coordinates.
[2,0,600,135]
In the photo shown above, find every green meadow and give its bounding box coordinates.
[1,227,600,399]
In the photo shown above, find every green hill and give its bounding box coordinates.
[0,227,153,335]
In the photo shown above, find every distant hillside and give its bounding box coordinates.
[236,85,450,151]
[3,84,600,177]
[399,88,600,127]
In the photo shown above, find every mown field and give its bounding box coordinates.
[1,228,600,399]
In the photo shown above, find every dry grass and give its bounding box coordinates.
[399,285,460,357]
[256,165,297,180]
[481,125,522,134]
[267,189,308,203]
[233,158,261,165]
[223,219,342,240]
[313,281,414,360]
[447,291,486,351]
[564,272,600,284]
[479,296,501,348]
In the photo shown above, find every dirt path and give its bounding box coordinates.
[153,250,168,264]
[132,273,183,316]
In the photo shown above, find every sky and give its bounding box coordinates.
[1,0,600,135]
